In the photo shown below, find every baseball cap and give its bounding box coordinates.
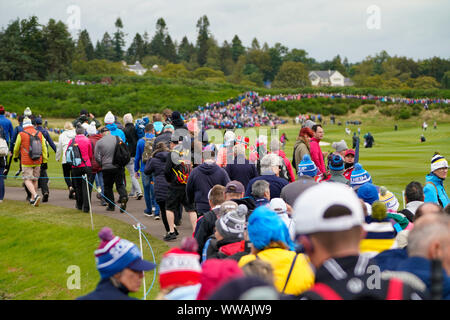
[269,198,287,214]
[225,180,245,194]
[345,149,355,156]
[293,182,364,235]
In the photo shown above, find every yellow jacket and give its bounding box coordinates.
[238,248,315,295]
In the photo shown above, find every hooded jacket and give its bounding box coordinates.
[144,151,170,202]
[423,173,449,208]
[224,157,259,189]
[106,123,126,144]
[186,162,230,213]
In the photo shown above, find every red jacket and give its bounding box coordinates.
[88,134,103,173]
[310,137,326,174]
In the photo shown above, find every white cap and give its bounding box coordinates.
[293,182,364,235]
[270,198,287,214]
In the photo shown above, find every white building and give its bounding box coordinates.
[123,61,147,76]
[309,70,354,87]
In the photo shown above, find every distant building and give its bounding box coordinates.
[309,70,353,87]
[122,61,147,76]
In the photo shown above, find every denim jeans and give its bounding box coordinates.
[141,172,159,215]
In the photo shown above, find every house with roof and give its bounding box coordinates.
[122,61,147,76]
[308,70,354,87]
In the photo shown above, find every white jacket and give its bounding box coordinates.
[55,129,76,164]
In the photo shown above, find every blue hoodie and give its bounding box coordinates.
[106,123,126,144]
[424,173,449,208]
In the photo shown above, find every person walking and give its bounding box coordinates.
[85,123,106,206]
[424,153,449,208]
[135,123,159,217]
[186,143,230,216]
[35,117,56,202]
[12,117,47,206]
[164,134,196,240]
[56,122,77,199]
[77,227,156,300]
[145,142,171,231]
[94,127,128,212]
[67,125,93,213]
[122,113,143,200]
[0,105,13,202]
[224,144,258,190]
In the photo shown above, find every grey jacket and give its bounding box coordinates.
[94,134,118,170]
[329,170,350,185]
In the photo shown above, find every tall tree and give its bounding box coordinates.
[163,34,177,63]
[98,32,115,61]
[43,19,74,79]
[177,36,195,63]
[231,35,245,63]
[218,40,234,75]
[112,17,125,61]
[149,18,168,57]
[126,32,145,63]
[273,61,310,88]
[196,15,210,66]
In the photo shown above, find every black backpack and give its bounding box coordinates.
[113,136,130,168]
[23,131,42,160]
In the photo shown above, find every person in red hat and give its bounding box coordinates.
[343,149,356,180]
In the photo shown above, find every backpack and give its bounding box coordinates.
[65,138,85,167]
[113,136,131,168]
[23,131,42,160]
[142,136,155,163]
[0,126,8,157]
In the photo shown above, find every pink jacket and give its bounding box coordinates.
[310,137,326,174]
[68,134,93,168]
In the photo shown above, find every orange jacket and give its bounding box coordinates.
[13,126,48,166]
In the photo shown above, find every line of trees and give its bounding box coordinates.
[1,15,449,89]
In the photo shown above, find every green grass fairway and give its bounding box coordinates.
[0,200,169,300]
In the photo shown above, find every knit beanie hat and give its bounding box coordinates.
[95,227,155,279]
[153,121,164,134]
[357,183,379,205]
[22,117,33,128]
[104,111,115,124]
[431,153,448,172]
[24,107,32,117]
[332,140,348,153]
[379,186,399,212]
[297,154,318,177]
[159,237,202,290]
[303,119,316,129]
[350,163,372,188]
[215,204,247,239]
[328,154,344,171]
[196,259,244,300]
[371,201,388,221]
[247,206,295,251]
[123,113,133,125]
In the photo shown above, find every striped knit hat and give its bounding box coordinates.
[298,154,318,177]
[95,227,155,279]
[379,187,399,212]
[350,163,372,188]
[159,237,201,290]
[431,153,448,172]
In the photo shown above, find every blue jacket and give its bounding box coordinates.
[106,123,126,144]
[424,173,449,208]
[245,172,289,199]
[144,151,169,202]
[134,132,155,173]
[9,124,23,152]
[77,278,138,300]
[395,256,450,300]
[0,115,14,145]
[36,125,57,152]
[370,247,409,272]
[186,162,230,213]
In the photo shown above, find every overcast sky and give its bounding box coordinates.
[1,0,449,62]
